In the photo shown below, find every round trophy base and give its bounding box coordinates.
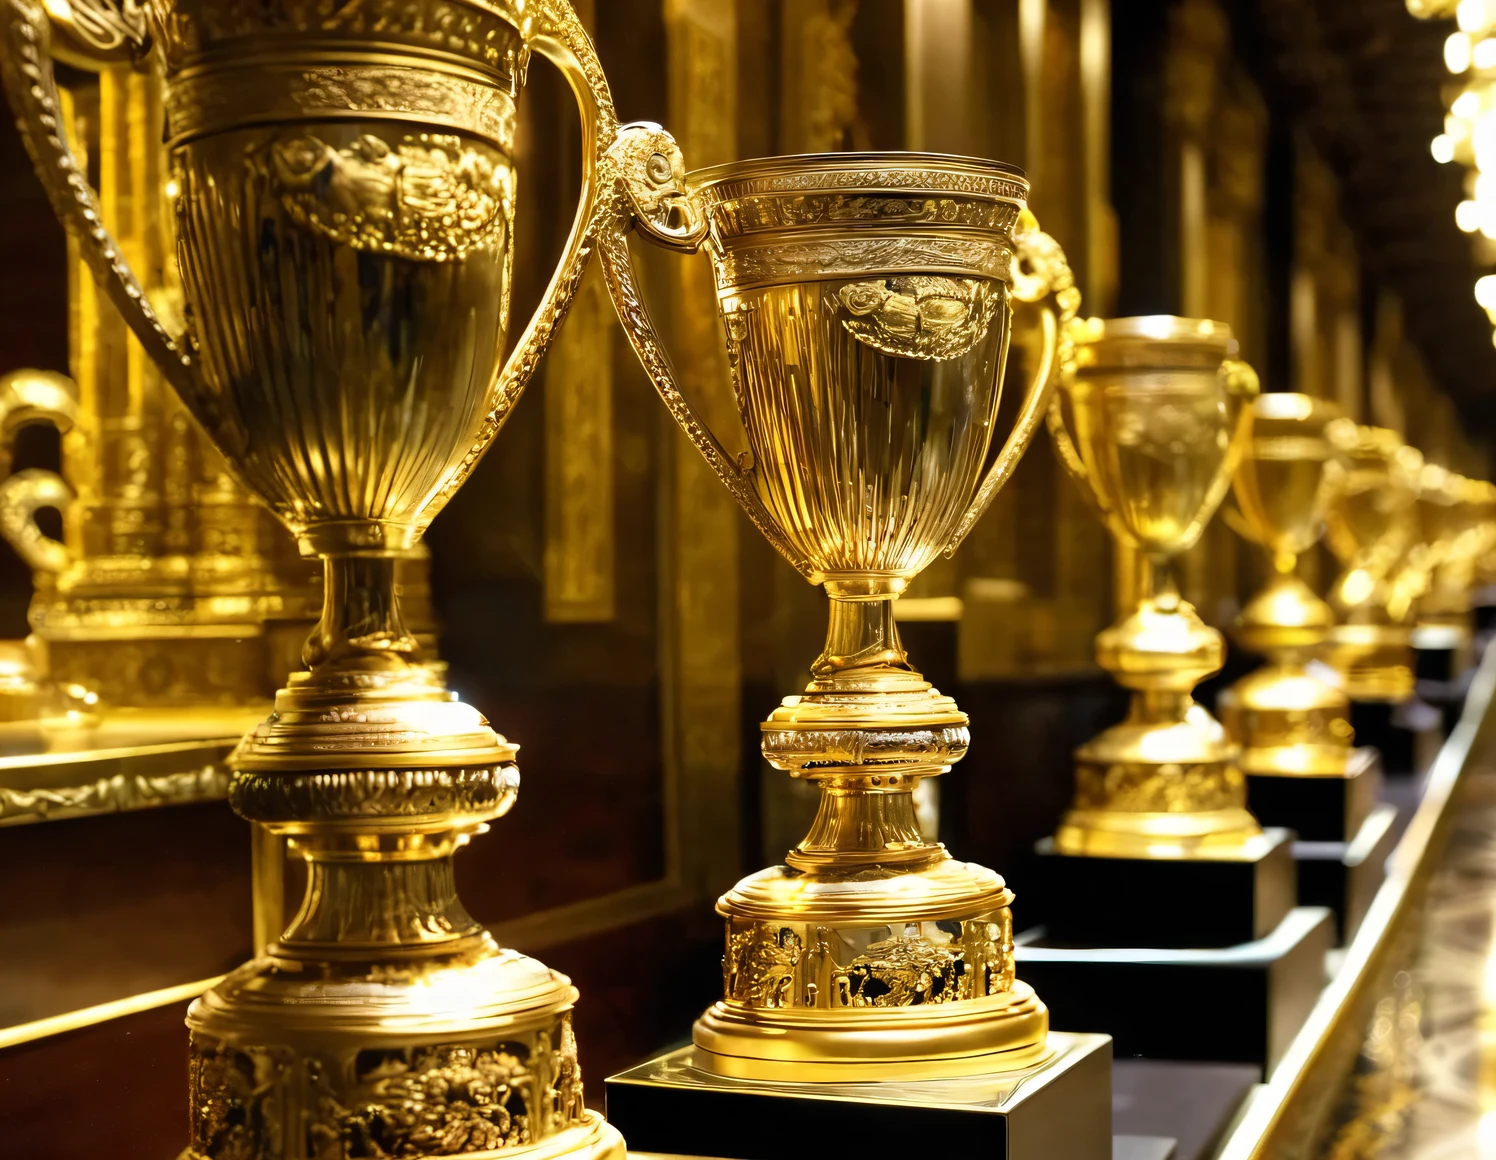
[177,1115,624,1160]
[232,664,515,775]
[183,938,614,1158]
[691,982,1051,1082]
[1054,806,1270,859]
[1326,624,1415,703]
[1219,663,1355,777]
[762,681,970,777]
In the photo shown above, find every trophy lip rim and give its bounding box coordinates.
[687,150,1029,189]
[1249,391,1344,424]
[1074,314,1235,346]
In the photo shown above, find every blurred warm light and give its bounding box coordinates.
[1459,0,1496,33]
[1476,274,1496,307]
[1459,199,1482,230]
[1455,89,1482,119]
[1477,36,1496,66]
[1434,132,1457,161]
[1450,30,1475,70]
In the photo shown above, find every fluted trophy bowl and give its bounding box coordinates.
[1323,422,1424,701]
[603,142,1078,1079]
[1049,316,1263,857]
[1222,393,1354,777]
[2,3,629,1158]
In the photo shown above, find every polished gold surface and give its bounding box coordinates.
[1048,314,1265,857]
[1222,392,1356,777]
[1322,422,1424,702]
[605,143,1079,1078]
[1,2,632,1156]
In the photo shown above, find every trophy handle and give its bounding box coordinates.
[943,215,1082,556]
[438,2,626,498]
[0,370,76,575]
[596,121,817,580]
[0,1,211,428]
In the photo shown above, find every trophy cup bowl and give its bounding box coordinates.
[600,139,1080,1080]
[1047,315,1262,857]
[3,2,628,1156]
[1221,392,1355,777]
[1322,422,1424,702]
[1415,467,1495,643]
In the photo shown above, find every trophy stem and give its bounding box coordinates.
[303,552,422,674]
[278,834,484,955]
[813,589,912,679]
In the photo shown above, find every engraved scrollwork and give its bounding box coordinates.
[309,1045,537,1156]
[1074,758,1245,813]
[833,275,1002,361]
[230,765,520,825]
[0,764,227,826]
[718,235,1010,293]
[842,936,963,1006]
[759,725,970,772]
[267,132,513,263]
[698,167,1029,208]
[725,926,802,1008]
[50,0,147,57]
[186,1039,289,1160]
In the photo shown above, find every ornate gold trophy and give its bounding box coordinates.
[1017,320,1327,1069]
[1411,466,1495,661]
[1047,317,1262,862]
[1221,393,1354,777]
[599,142,1109,1155]
[1322,423,1423,702]
[1220,393,1387,943]
[3,2,632,1156]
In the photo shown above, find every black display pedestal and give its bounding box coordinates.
[1014,907,1333,1074]
[1350,698,1441,775]
[1029,829,1295,948]
[1293,802,1398,943]
[1244,747,1380,842]
[606,1033,1113,1160]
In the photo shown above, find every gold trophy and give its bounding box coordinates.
[598,142,1109,1154]
[1322,424,1424,702]
[1047,317,1262,861]
[1020,320,1329,1067]
[3,2,632,1156]
[1220,393,1358,778]
[1411,466,1496,661]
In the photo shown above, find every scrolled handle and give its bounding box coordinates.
[0,369,77,575]
[943,213,1082,555]
[441,0,625,500]
[0,0,206,422]
[597,121,815,579]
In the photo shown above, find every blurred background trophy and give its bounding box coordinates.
[1019,317,1330,1068]
[598,139,1110,1156]
[1,1,631,1156]
[1220,392,1390,944]
[1322,422,1436,773]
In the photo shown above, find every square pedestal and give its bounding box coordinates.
[1293,802,1398,943]
[1350,699,1441,775]
[606,1032,1112,1160]
[1013,907,1332,1074]
[1029,829,1296,948]
[1244,747,1380,842]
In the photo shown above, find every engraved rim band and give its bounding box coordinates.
[164,60,518,151]
[713,227,1014,293]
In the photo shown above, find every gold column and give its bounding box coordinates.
[664,0,743,895]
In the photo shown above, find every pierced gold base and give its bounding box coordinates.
[183,937,614,1158]
[692,981,1051,1081]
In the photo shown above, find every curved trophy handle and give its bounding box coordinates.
[0,1,207,424]
[442,2,616,496]
[596,121,816,579]
[0,369,77,575]
[943,213,1081,555]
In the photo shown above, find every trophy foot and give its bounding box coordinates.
[692,983,1051,1081]
[1053,805,1270,859]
